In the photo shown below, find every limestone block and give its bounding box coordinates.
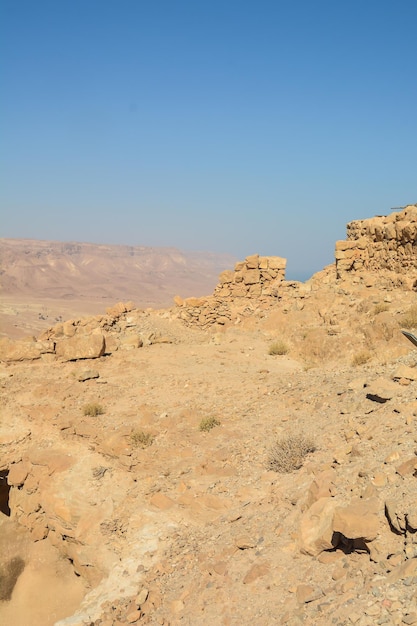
[215,287,231,297]
[119,335,144,350]
[183,297,207,307]
[299,497,339,556]
[8,461,29,486]
[365,377,399,402]
[242,269,260,285]
[55,333,105,361]
[103,334,119,354]
[62,321,77,337]
[248,283,262,296]
[384,223,396,240]
[105,301,132,317]
[393,365,417,381]
[218,270,234,284]
[305,471,336,510]
[332,498,381,542]
[230,284,249,297]
[245,254,259,269]
[335,240,357,251]
[268,256,287,270]
[0,338,55,362]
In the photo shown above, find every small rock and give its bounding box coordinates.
[242,562,270,584]
[296,584,323,604]
[126,609,142,623]
[365,604,381,617]
[396,457,417,477]
[235,535,256,549]
[135,588,149,607]
[385,450,401,464]
[393,365,417,382]
[78,370,100,382]
[403,614,417,625]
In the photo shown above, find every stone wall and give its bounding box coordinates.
[174,254,287,328]
[213,253,286,298]
[335,204,417,280]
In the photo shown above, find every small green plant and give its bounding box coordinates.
[351,350,371,366]
[268,433,316,473]
[82,402,104,417]
[130,429,154,448]
[401,305,417,330]
[199,417,221,432]
[268,340,289,356]
[373,303,389,315]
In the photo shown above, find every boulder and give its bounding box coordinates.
[55,333,105,361]
[0,337,54,362]
[299,497,339,556]
[332,497,381,542]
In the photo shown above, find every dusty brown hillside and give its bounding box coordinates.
[0,239,236,339]
[1,205,417,626]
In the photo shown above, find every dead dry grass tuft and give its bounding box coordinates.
[351,350,372,366]
[83,402,104,417]
[199,416,221,432]
[268,433,316,473]
[373,302,389,315]
[130,429,154,448]
[268,340,289,356]
[401,304,417,330]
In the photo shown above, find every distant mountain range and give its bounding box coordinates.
[0,238,237,307]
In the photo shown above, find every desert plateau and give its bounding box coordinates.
[1,204,417,626]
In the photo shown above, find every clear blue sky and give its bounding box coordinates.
[1,0,416,279]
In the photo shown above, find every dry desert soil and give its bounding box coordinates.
[1,208,417,626]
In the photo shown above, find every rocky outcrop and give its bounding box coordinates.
[335,204,417,285]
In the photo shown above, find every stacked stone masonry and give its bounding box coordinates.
[214,254,286,298]
[174,254,287,328]
[335,204,417,279]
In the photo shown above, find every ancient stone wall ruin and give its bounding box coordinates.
[335,204,417,281]
[213,253,286,298]
[174,254,287,328]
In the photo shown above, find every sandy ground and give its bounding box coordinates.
[1,303,417,625]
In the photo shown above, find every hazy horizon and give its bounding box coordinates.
[1,1,416,278]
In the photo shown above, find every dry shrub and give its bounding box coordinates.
[83,403,104,417]
[199,417,221,432]
[351,350,372,366]
[401,305,417,330]
[268,433,316,473]
[373,303,389,315]
[130,429,154,448]
[268,340,289,356]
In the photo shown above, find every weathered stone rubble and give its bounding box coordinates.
[0,302,175,362]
